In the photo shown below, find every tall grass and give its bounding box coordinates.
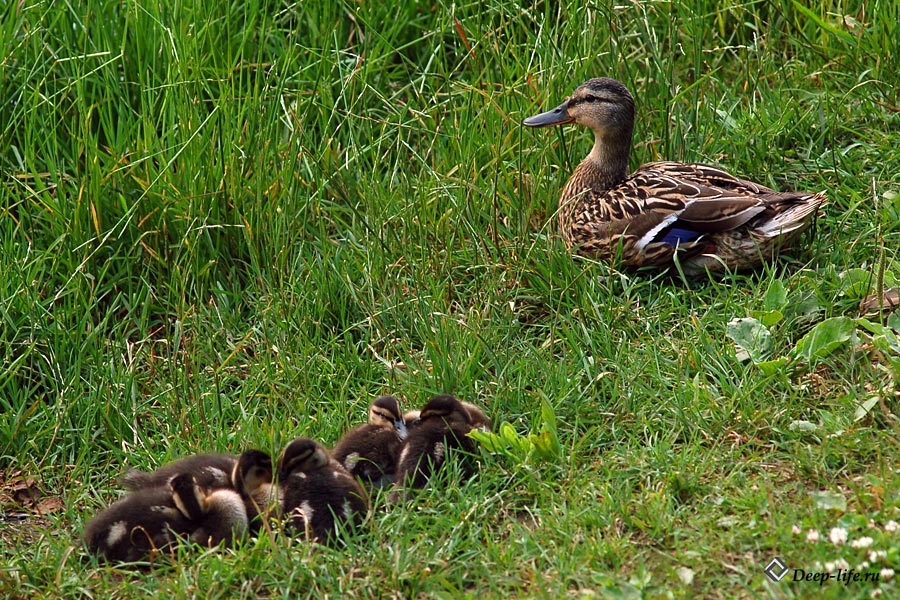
[2,0,899,597]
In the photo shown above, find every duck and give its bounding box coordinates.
[83,473,247,563]
[332,395,408,486]
[277,437,369,546]
[523,77,826,276]
[389,394,479,501]
[122,449,274,533]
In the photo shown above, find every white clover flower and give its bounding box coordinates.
[869,589,882,599]
[880,568,895,581]
[884,520,899,533]
[792,524,802,535]
[851,536,874,549]
[835,558,849,571]
[858,561,870,570]
[825,561,836,572]
[829,527,848,545]
[869,550,888,562]
[807,529,821,542]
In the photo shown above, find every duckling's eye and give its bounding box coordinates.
[584,94,599,103]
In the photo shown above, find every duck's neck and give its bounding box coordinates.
[586,130,631,188]
[560,131,630,206]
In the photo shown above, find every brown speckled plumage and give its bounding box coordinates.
[524,77,826,275]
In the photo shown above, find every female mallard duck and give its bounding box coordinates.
[122,449,274,533]
[332,395,408,487]
[523,77,826,275]
[277,438,369,546]
[83,473,247,562]
[389,394,479,502]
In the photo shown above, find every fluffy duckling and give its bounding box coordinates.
[332,395,407,486]
[122,449,274,533]
[403,409,421,428]
[83,474,247,563]
[277,437,369,546]
[390,394,479,500]
[121,453,238,490]
[460,401,491,432]
[169,473,249,548]
[231,450,276,532]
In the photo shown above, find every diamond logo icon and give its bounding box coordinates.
[764,557,789,582]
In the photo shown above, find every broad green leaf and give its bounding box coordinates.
[838,268,876,299]
[756,356,790,376]
[857,317,889,336]
[763,279,788,312]
[751,309,784,327]
[793,317,855,363]
[888,311,900,332]
[468,429,505,453]
[726,317,773,362]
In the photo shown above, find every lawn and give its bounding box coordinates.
[1,0,899,598]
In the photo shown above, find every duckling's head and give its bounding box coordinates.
[278,438,330,481]
[233,449,273,495]
[523,77,634,142]
[418,394,471,428]
[170,473,206,520]
[369,395,406,436]
[403,409,421,430]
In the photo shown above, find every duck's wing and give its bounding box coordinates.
[617,162,795,245]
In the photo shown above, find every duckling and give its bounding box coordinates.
[403,409,421,428]
[460,401,491,432]
[332,395,407,486]
[169,473,249,548]
[277,437,369,546]
[390,394,478,500]
[523,77,825,276]
[122,449,274,533]
[231,450,276,532]
[121,453,238,490]
[83,474,247,562]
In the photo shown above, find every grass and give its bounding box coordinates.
[1,0,899,597]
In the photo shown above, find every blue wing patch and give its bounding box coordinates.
[657,227,704,247]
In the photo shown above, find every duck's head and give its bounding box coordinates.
[523,77,635,140]
[368,395,407,436]
[418,394,471,428]
[232,449,273,495]
[277,437,329,481]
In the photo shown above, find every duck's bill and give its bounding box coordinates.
[522,101,573,127]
